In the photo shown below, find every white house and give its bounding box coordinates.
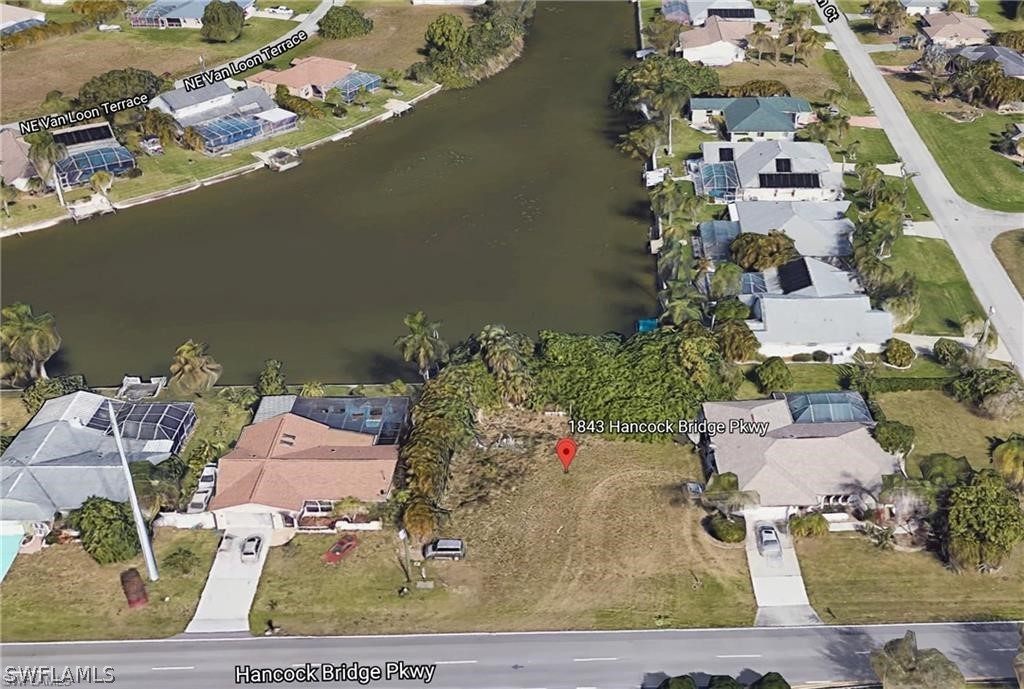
[129,0,256,29]
[689,95,813,141]
[729,200,854,256]
[900,0,978,15]
[678,17,776,66]
[692,140,843,202]
[0,3,45,34]
[663,0,771,26]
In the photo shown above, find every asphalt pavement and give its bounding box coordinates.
[2,622,1018,688]
[816,7,1024,372]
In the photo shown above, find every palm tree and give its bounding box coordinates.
[477,324,520,374]
[192,438,228,465]
[181,126,205,152]
[26,131,66,203]
[168,339,223,395]
[767,34,786,63]
[142,109,179,148]
[749,22,772,62]
[0,302,62,382]
[394,311,448,382]
[617,123,662,165]
[650,178,687,223]
[658,279,705,325]
[692,256,714,286]
[793,27,826,65]
[657,237,688,283]
[856,163,885,208]
[845,139,862,162]
[651,80,690,157]
[299,381,326,397]
[946,0,970,13]
[89,170,113,197]
[0,177,17,217]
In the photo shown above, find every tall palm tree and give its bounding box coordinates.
[143,109,179,148]
[793,27,826,65]
[749,22,772,63]
[651,80,690,157]
[168,339,223,394]
[26,131,67,203]
[617,123,662,164]
[0,302,62,382]
[299,381,326,397]
[477,324,519,374]
[650,178,687,223]
[89,170,113,197]
[181,126,205,152]
[395,311,448,382]
[658,280,705,326]
[0,177,17,218]
[657,237,688,283]
[856,163,885,209]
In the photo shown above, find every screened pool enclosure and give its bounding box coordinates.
[54,146,136,187]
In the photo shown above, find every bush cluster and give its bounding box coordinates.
[788,512,829,538]
[707,513,746,543]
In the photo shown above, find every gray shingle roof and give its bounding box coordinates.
[947,44,1024,78]
[730,201,853,256]
[154,81,233,112]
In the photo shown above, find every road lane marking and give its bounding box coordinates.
[716,654,762,659]
[573,657,618,662]
[993,647,1017,652]
[151,666,194,671]
[854,650,872,655]
[434,660,478,665]
[576,686,598,689]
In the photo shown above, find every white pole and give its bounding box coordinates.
[108,401,159,581]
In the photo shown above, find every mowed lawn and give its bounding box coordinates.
[1,17,296,121]
[798,535,1024,625]
[884,72,1024,213]
[0,529,218,641]
[994,229,1024,298]
[735,357,956,399]
[251,427,756,635]
[876,389,1022,474]
[887,236,984,335]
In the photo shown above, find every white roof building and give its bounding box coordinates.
[729,200,854,256]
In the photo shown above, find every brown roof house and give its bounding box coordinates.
[921,12,992,47]
[209,395,409,529]
[697,391,901,516]
[247,56,358,100]
[678,17,779,66]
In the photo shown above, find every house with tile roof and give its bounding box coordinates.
[920,12,992,47]
[698,391,900,512]
[209,396,409,528]
[247,57,361,101]
[677,17,778,66]
[689,96,814,141]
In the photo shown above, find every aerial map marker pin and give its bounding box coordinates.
[556,438,578,473]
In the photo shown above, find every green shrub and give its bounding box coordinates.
[919,453,972,488]
[22,375,88,415]
[788,512,829,537]
[163,547,201,576]
[884,338,915,367]
[707,512,746,543]
[658,677,697,689]
[791,352,812,362]
[811,350,830,362]
[750,673,792,689]
[932,338,965,367]
[708,471,739,492]
[754,356,793,393]
[318,5,373,39]
[873,420,915,455]
[860,376,955,393]
[66,497,140,564]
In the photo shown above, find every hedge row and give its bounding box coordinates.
[859,376,956,394]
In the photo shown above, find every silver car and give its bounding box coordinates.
[757,525,782,558]
[240,535,263,563]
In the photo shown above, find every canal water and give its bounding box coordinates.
[1,2,654,385]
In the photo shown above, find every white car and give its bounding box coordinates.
[240,535,263,563]
[757,525,782,558]
[187,487,212,514]
[197,463,217,490]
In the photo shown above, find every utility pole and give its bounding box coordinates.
[398,528,412,583]
[108,401,159,582]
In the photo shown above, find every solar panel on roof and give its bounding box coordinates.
[758,173,820,189]
[53,124,115,147]
[708,7,755,18]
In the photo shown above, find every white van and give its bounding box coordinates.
[423,538,465,561]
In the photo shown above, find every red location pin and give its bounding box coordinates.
[556,438,578,473]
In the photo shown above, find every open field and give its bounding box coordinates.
[876,389,1022,473]
[1,17,296,121]
[798,534,1024,625]
[883,71,1024,212]
[251,413,756,634]
[976,1,1024,32]
[887,236,984,335]
[0,390,32,437]
[993,229,1024,298]
[0,529,218,642]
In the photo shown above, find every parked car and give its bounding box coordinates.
[322,535,359,564]
[97,24,121,32]
[197,463,217,490]
[186,487,212,514]
[757,525,782,558]
[240,535,263,563]
[423,538,465,561]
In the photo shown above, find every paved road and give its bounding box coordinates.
[817,8,1024,372]
[2,623,1017,688]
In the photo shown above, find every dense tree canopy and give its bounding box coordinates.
[611,55,720,112]
[873,420,915,456]
[78,68,164,110]
[256,359,287,396]
[318,5,373,39]
[870,631,966,689]
[992,433,1024,492]
[730,231,798,271]
[200,0,245,42]
[1,302,62,385]
[940,469,1024,572]
[424,2,533,88]
[67,497,141,564]
[754,357,792,393]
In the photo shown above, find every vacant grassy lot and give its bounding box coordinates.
[0,528,218,641]
[1,17,296,121]
[251,413,756,634]
[0,390,32,437]
[976,1,1024,32]
[798,534,1024,624]
[994,229,1024,298]
[887,236,984,335]
[884,72,1024,212]
[876,389,1021,473]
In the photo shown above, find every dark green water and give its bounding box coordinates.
[1,2,653,385]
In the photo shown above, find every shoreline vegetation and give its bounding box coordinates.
[0,1,535,237]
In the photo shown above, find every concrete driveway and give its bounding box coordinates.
[744,517,822,627]
[185,529,271,634]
